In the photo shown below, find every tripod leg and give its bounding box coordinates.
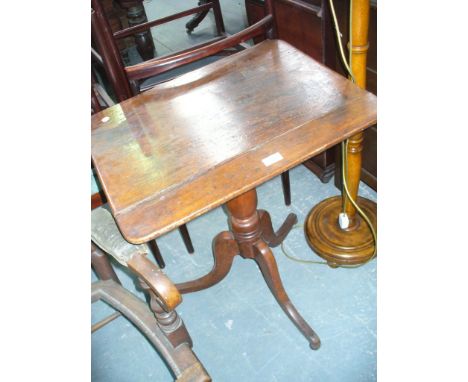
[253,240,321,350]
[258,210,298,247]
[176,232,239,293]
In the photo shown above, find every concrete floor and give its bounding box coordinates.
[92,1,377,381]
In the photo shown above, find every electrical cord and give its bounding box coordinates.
[280,0,377,267]
[328,0,356,84]
[329,0,377,259]
[281,224,328,265]
[280,223,375,269]
[329,0,377,264]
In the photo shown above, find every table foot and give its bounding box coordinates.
[176,231,239,294]
[258,209,298,248]
[226,189,320,349]
[254,240,321,350]
[177,189,320,349]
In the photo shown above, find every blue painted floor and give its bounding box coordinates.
[92,2,376,380]
[92,165,377,382]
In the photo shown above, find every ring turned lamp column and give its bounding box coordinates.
[305,0,377,267]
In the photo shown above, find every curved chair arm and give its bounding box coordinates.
[128,253,182,311]
[91,206,182,311]
[92,280,210,381]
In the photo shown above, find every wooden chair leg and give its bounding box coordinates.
[92,280,211,381]
[138,278,193,348]
[211,0,225,34]
[186,0,210,33]
[179,224,195,254]
[91,242,121,283]
[146,225,194,270]
[148,240,166,269]
[281,171,291,206]
[253,240,321,350]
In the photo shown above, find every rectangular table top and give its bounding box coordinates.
[92,39,377,244]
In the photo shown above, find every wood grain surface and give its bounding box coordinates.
[91,39,376,244]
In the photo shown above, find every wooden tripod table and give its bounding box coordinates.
[91,40,377,350]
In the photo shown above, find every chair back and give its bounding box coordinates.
[91,0,276,101]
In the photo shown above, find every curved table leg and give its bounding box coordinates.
[258,209,298,248]
[176,231,239,294]
[253,240,321,350]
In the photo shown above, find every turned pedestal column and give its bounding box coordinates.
[175,189,321,350]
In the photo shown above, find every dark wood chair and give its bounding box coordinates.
[91,206,211,381]
[99,0,156,61]
[91,0,292,207]
[92,0,225,97]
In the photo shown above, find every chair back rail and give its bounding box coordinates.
[125,15,273,81]
[113,3,215,39]
[91,0,276,98]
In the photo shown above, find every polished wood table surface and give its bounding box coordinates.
[92,39,377,350]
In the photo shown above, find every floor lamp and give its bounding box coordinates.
[305,0,377,267]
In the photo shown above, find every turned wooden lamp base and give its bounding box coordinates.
[305,196,377,267]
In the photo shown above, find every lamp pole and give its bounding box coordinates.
[305,0,377,267]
